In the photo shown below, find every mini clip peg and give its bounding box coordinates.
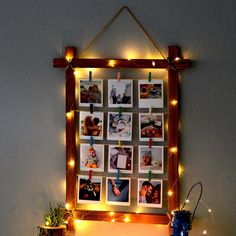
[90,103,93,114]
[148,72,152,82]
[118,106,122,117]
[89,71,92,82]
[148,170,152,181]
[116,169,120,180]
[89,170,93,180]
[149,138,152,148]
[117,72,121,81]
[90,136,93,147]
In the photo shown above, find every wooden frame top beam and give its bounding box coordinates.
[53,57,191,71]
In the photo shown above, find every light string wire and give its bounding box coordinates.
[78,6,166,59]
[180,181,203,224]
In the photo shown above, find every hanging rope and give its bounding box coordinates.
[79,6,166,59]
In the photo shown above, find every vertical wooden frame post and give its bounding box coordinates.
[168,46,181,212]
[65,47,77,215]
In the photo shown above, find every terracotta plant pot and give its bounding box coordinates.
[38,225,66,236]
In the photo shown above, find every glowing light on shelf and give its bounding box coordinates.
[108,60,116,67]
[124,216,130,223]
[111,219,115,223]
[109,212,115,216]
[152,61,156,67]
[203,230,207,234]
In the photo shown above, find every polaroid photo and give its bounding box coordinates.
[79,79,103,107]
[138,146,164,174]
[79,111,104,140]
[107,112,132,141]
[137,178,162,208]
[108,79,133,107]
[139,113,164,141]
[138,80,163,108]
[108,145,133,174]
[106,177,131,206]
[77,175,102,204]
[80,144,104,172]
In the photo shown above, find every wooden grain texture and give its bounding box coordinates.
[168,46,180,212]
[53,57,190,70]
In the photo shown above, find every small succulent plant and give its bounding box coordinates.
[43,202,67,227]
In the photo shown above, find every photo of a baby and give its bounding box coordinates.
[138,146,164,174]
[80,144,104,172]
[79,80,103,107]
[80,112,103,140]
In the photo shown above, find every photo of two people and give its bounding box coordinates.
[77,176,102,203]
[80,112,104,140]
[138,179,162,208]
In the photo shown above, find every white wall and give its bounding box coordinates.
[0,1,235,236]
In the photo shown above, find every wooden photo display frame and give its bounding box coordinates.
[53,46,191,229]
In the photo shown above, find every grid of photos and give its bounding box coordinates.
[108,145,133,173]
[139,113,164,141]
[137,178,162,208]
[79,79,103,107]
[108,79,133,107]
[77,175,102,204]
[80,144,104,172]
[77,77,166,210]
[107,112,132,141]
[106,177,131,206]
[138,80,163,108]
[138,146,164,174]
[79,111,104,140]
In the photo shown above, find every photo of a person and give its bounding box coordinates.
[107,112,132,141]
[108,79,133,107]
[139,113,164,141]
[137,179,162,208]
[106,178,130,206]
[80,112,103,140]
[138,80,163,108]
[77,176,102,203]
[79,80,103,107]
[139,146,164,174]
[80,144,104,172]
[108,145,133,173]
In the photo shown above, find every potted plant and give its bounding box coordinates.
[38,202,68,236]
